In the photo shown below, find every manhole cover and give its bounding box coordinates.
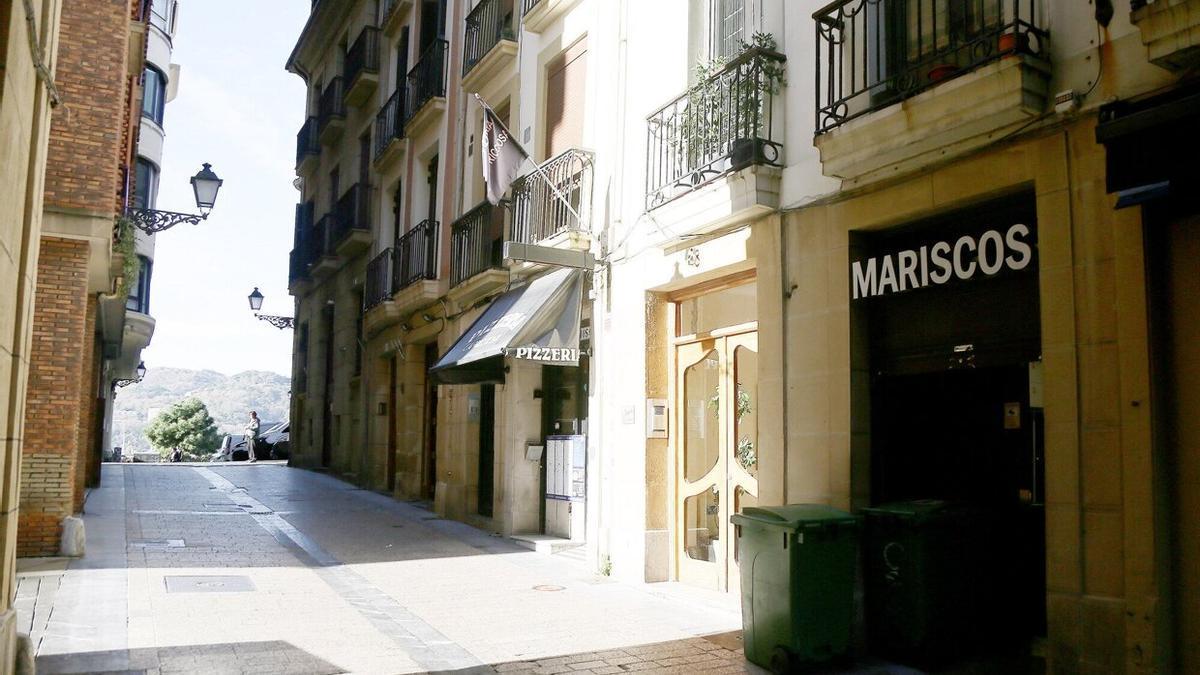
[129,539,185,548]
[165,575,256,593]
[532,584,565,592]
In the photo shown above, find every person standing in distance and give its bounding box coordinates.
[245,411,260,462]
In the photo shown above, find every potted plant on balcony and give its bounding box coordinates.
[672,32,786,186]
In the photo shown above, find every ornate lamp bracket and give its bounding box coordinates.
[256,314,295,330]
[124,207,208,234]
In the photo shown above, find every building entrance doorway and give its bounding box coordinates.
[674,331,759,592]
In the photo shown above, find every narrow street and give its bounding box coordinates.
[14,464,754,675]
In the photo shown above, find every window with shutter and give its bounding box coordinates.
[543,38,587,160]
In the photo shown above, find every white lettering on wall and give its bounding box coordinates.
[851,223,1035,300]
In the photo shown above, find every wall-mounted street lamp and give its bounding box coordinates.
[248,287,294,330]
[114,361,147,388]
[125,163,224,234]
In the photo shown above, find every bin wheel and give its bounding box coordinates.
[769,646,794,674]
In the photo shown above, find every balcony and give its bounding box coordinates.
[296,116,320,175]
[644,46,785,236]
[374,88,406,170]
[813,0,1050,182]
[318,77,347,145]
[1130,0,1200,72]
[404,39,449,138]
[462,0,517,92]
[333,183,372,257]
[289,248,307,288]
[365,248,394,310]
[395,218,439,289]
[521,0,575,33]
[290,202,316,294]
[344,27,381,107]
[449,201,507,307]
[309,215,338,278]
[381,0,413,36]
[510,148,593,250]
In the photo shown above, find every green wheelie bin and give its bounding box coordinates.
[731,505,859,673]
[861,500,993,666]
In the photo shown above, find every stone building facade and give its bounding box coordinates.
[285,0,1200,672]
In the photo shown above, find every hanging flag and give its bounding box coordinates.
[479,98,528,205]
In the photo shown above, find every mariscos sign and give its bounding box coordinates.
[852,223,1034,300]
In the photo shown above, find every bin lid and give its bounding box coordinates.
[861,499,963,523]
[731,504,858,531]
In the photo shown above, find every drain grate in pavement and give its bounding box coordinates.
[164,575,256,593]
[129,539,185,549]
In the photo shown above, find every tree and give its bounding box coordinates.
[144,397,221,461]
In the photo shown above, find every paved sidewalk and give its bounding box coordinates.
[16,464,765,675]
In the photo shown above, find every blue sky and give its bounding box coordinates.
[141,1,310,377]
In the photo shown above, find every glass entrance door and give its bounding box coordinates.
[675,332,758,591]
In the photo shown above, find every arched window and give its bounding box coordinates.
[142,66,167,125]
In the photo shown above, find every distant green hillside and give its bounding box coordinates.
[113,367,290,455]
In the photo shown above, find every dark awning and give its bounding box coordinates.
[430,268,584,384]
[1096,84,1200,196]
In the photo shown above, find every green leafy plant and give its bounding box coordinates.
[113,216,140,297]
[674,32,786,172]
[144,397,221,461]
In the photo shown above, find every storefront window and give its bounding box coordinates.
[677,281,756,336]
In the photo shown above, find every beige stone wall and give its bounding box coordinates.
[770,116,1164,673]
[0,0,61,666]
[1161,214,1199,672]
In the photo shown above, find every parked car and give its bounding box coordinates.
[260,422,289,459]
[211,434,250,462]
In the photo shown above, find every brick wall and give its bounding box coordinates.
[74,297,98,513]
[42,0,134,214]
[18,238,89,557]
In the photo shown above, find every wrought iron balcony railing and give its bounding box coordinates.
[395,219,440,289]
[463,0,515,76]
[645,46,785,210]
[521,0,543,14]
[296,116,319,166]
[344,27,381,87]
[365,248,394,309]
[451,202,506,287]
[375,88,405,158]
[334,183,371,244]
[318,77,346,130]
[308,214,336,262]
[289,249,308,285]
[813,0,1048,134]
[405,39,449,127]
[292,200,314,267]
[511,148,593,244]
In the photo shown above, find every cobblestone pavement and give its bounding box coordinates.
[15,464,769,675]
